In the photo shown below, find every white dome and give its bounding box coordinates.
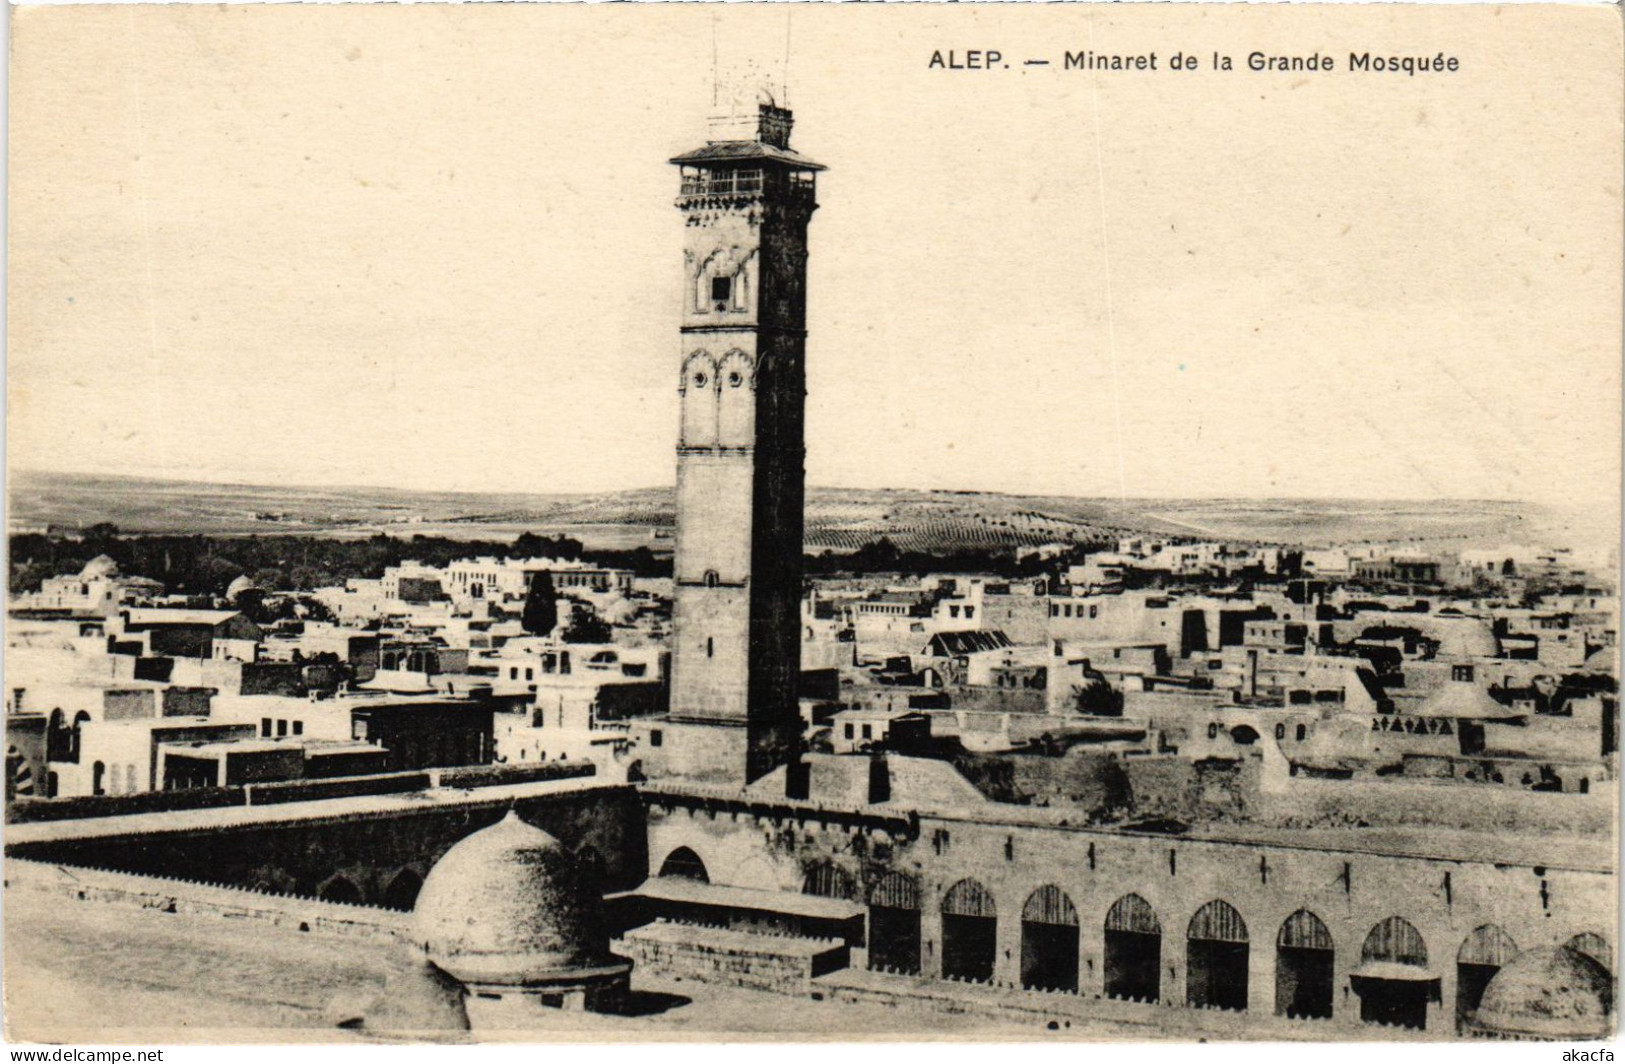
[413,811,608,988]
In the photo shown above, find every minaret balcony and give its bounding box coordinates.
[676,166,817,210]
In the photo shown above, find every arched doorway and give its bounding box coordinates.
[658,846,709,882]
[1567,932,1614,972]
[71,711,90,762]
[1020,885,1079,992]
[1355,916,1435,1030]
[1456,924,1517,1030]
[940,878,997,983]
[381,868,424,911]
[803,862,857,901]
[1276,909,1334,1019]
[1187,900,1249,1010]
[319,875,363,905]
[867,872,921,974]
[1104,893,1162,1002]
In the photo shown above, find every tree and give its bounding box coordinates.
[521,572,559,636]
[561,607,611,644]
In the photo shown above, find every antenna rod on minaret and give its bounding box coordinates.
[782,7,793,107]
[711,13,720,108]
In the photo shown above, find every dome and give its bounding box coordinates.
[413,811,607,988]
[80,554,120,579]
[1473,946,1614,1039]
[360,952,471,1037]
[1419,681,1518,721]
[1584,645,1618,674]
[226,575,258,599]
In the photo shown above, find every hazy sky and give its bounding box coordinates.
[9,4,1621,507]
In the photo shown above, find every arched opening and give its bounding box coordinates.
[1104,893,1162,1002]
[1456,924,1517,1030]
[1354,916,1435,1030]
[71,711,91,762]
[1187,900,1249,1010]
[1020,885,1079,992]
[91,760,106,796]
[940,879,997,983]
[1276,909,1334,1019]
[1566,932,1613,972]
[867,872,920,974]
[46,709,67,761]
[658,846,709,882]
[319,875,363,905]
[381,868,424,912]
[1229,725,1260,745]
[803,862,857,901]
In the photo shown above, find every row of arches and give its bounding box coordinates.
[268,867,424,912]
[656,849,1613,1030]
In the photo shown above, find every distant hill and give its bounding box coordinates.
[6,470,1572,554]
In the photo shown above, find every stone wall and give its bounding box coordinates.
[642,790,1615,1036]
[4,857,410,943]
[614,920,847,994]
[7,784,647,907]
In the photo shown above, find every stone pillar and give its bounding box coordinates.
[1248,941,1275,1015]
[1079,934,1105,999]
[1162,933,1187,1007]
[1333,955,1361,1033]
[921,906,943,979]
[994,912,1023,987]
[1426,972,1450,1035]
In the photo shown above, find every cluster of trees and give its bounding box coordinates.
[804,537,1045,579]
[518,572,612,643]
[7,525,669,596]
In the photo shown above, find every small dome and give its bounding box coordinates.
[413,811,606,988]
[1584,645,1617,674]
[80,554,120,579]
[226,575,258,599]
[1474,946,1614,1039]
[1419,681,1517,720]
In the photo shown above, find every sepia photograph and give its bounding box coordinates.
[3,1,1622,1048]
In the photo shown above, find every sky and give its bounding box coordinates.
[8,4,1621,508]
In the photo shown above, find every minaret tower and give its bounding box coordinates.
[651,93,822,785]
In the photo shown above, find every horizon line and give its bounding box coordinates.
[5,466,1556,510]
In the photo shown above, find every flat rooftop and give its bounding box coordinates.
[5,775,612,847]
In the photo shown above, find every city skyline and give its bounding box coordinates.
[9,5,1620,509]
[4,3,1620,1046]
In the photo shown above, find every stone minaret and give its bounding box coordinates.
[657,94,822,785]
